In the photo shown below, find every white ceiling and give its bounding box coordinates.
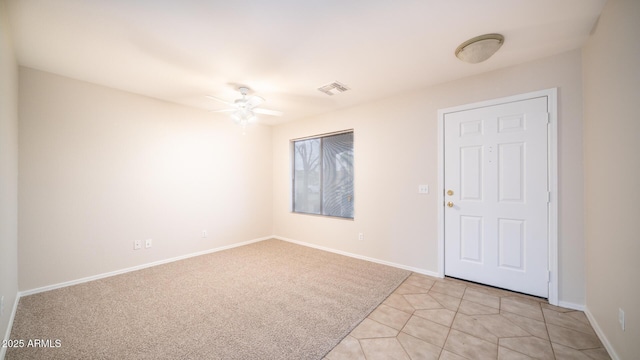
[7,0,607,125]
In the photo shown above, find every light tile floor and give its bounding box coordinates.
[325,273,610,360]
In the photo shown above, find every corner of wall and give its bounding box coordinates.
[0,0,21,355]
[582,0,640,358]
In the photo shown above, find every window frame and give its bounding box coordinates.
[290,129,354,220]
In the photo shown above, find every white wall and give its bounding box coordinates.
[0,0,19,353]
[273,50,586,306]
[18,68,273,291]
[583,0,640,358]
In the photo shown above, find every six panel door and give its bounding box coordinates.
[444,96,549,298]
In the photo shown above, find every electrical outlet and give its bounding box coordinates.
[418,184,429,194]
[358,232,364,241]
[619,308,625,331]
[134,240,142,250]
[145,239,152,248]
[202,231,207,238]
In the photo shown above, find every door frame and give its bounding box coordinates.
[437,88,558,305]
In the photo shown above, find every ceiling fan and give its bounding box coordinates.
[206,87,282,127]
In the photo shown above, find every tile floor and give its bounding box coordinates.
[325,273,610,360]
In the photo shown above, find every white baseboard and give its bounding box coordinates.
[273,235,441,278]
[557,301,585,311]
[8,235,603,360]
[19,236,272,297]
[584,307,620,360]
[1,294,20,360]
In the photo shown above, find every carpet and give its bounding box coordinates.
[7,239,410,359]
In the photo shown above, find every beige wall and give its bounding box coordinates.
[583,0,640,358]
[272,50,586,306]
[0,0,19,350]
[18,68,273,291]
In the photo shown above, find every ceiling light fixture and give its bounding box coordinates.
[230,108,256,128]
[455,33,504,64]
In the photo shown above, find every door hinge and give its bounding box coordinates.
[547,191,551,203]
[548,270,551,282]
[545,112,550,124]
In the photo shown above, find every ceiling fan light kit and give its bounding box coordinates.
[206,86,282,130]
[455,33,504,64]
[230,109,256,127]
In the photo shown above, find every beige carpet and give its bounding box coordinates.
[7,239,410,359]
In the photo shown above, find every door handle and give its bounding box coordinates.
[447,201,454,208]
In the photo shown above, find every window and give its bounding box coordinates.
[292,131,354,219]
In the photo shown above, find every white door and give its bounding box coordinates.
[444,96,549,297]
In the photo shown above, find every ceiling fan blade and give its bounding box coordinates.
[209,108,236,113]
[246,95,265,108]
[254,108,283,117]
[205,95,233,106]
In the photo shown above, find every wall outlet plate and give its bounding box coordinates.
[134,240,142,250]
[418,184,429,194]
[145,239,152,248]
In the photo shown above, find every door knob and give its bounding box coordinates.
[447,201,454,208]
[447,190,454,196]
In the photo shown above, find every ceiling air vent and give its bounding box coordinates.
[317,81,350,96]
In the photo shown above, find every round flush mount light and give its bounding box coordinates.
[455,33,504,64]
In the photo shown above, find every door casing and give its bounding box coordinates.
[437,88,558,305]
